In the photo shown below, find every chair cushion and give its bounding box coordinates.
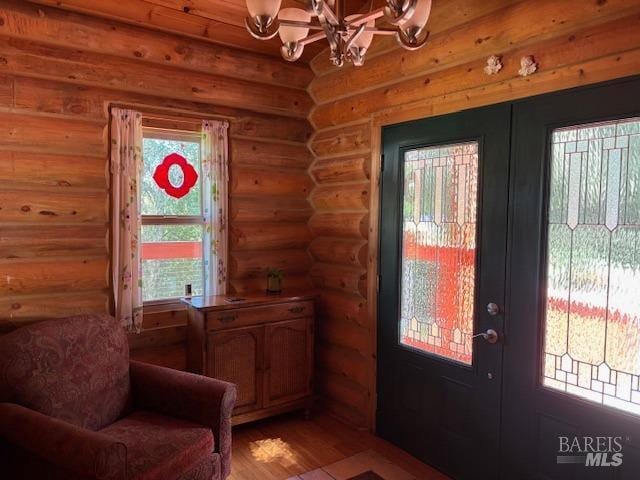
[100,410,214,480]
[0,315,130,431]
[178,456,220,480]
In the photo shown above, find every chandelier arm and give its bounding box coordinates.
[387,0,409,13]
[343,8,386,28]
[322,6,339,26]
[308,0,339,26]
[344,24,366,52]
[316,8,340,53]
[335,0,344,20]
[324,22,344,67]
[279,19,323,30]
[307,0,324,16]
[369,28,400,35]
[384,0,418,26]
[299,30,331,46]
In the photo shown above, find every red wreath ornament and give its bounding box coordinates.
[153,153,199,199]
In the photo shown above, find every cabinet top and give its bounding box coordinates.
[182,291,317,311]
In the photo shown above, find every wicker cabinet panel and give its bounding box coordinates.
[265,318,312,406]
[186,293,314,424]
[208,326,264,414]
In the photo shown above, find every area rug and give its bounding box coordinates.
[292,449,416,480]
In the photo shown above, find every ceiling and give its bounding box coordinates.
[28,0,371,61]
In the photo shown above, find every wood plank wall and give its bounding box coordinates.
[0,0,314,369]
[307,0,640,429]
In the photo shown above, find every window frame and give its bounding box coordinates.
[141,126,205,306]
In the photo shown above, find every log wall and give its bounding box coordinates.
[0,0,314,368]
[307,0,640,429]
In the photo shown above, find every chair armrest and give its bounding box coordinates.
[130,361,236,478]
[0,403,126,480]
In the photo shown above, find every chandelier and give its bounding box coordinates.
[244,0,432,66]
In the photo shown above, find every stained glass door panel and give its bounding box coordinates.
[400,141,479,364]
[542,117,640,415]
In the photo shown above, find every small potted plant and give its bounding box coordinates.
[266,268,284,294]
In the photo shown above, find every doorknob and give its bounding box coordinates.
[472,329,499,344]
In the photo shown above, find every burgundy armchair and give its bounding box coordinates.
[0,315,236,480]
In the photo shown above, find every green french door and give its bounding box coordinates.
[503,77,640,479]
[377,104,511,480]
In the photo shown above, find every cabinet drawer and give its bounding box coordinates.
[206,301,313,330]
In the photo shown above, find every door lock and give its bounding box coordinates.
[472,329,499,344]
[487,302,501,316]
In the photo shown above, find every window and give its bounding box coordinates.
[141,128,204,302]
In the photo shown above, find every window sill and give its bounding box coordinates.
[143,299,188,313]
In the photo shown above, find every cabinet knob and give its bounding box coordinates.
[219,315,236,323]
[288,306,305,314]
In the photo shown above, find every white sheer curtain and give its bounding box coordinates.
[110,108,144,333]
[202,120,230,296]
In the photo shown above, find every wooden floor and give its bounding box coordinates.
[229,411,450,480]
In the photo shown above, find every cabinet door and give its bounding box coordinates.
[208,326,264,414]
[264,317,313,406]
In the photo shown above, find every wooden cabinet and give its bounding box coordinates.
[185,293,315,425]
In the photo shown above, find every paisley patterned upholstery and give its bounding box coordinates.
[0,402,127,480]
[0,315,131,430]
[100,410,214,480]
[0,315,236,480]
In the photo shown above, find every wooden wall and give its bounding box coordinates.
[0,0,314,368]
[307,0,640,429]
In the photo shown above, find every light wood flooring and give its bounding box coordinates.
[229,411,450,480]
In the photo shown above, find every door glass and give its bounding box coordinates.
[399,141,479,364]
[542,117,640,415]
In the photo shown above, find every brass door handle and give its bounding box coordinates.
[472,329,499,344]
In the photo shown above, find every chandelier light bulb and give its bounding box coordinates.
[246,0,281,19]
[401,0,431,33]
[278,8,311,44]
